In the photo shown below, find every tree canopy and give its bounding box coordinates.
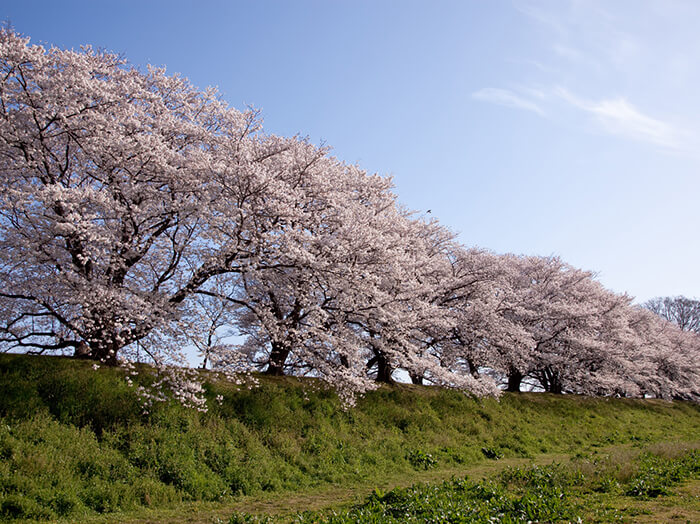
[1,30,698,405]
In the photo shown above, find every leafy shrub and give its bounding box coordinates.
[406,449,437,470]
[500,463,580,490]
[229,512,275,524]
[593,475,620,494]
[625,450,700,498]
[625,475,671,498]
[481,446,503,459]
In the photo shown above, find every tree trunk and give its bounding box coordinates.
[409,372,423,385]
[550,381,563,394]
[265,341,290,376]
[76,337,120,366]
[466,358,480,379]
[74,341,91,359]
[366,348,394,384]
[375,353,394,383]
[540,367,563,394]
[506,369,523,392]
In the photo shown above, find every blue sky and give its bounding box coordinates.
[3,0,699,303]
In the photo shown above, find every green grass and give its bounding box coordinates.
[228,447,700,523]
[228,464,580,523]
[0,353,699,522]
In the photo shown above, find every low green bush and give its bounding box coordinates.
[625,450,700,498]
[481,446,503,460]
[406,449,437,470]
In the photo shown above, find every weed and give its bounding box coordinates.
[406,449,437,470]
[481,446,503,460]
[624,450,700,498]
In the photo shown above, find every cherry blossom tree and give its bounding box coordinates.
[483,255,635,394]
[624,307,700,401]
[218,156,403,399]
[0,30,278,363]
[346,217,502,397]
[0,30,370,373]
[432,249,533,389]
[228,206,500,400]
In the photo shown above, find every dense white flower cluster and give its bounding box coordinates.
[0,30,697,407]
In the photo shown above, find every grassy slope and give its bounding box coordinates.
[0,354,699,522]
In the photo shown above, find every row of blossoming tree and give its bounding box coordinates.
[0,30,698,405]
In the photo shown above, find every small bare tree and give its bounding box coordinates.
[644,296,700,333]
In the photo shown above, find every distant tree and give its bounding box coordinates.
[180,277,237,370]
[486,255,637,395]
[625,306,700,401]
[644,296,700,333]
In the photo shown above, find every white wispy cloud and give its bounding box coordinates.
[554,88,681,149]
[518,1,641,76]
[480,2,698,153]
[472,88,545,115]
[473,84,688,151]
[514,2,568,37]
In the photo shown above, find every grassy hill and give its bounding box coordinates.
[0,354,699,522]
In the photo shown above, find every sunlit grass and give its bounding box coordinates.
[227,447,700,523]
[0,353,699,522]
